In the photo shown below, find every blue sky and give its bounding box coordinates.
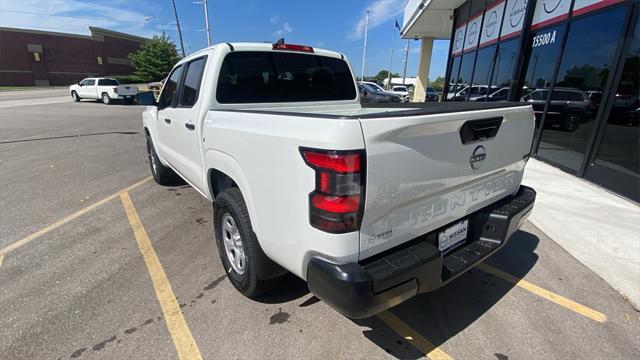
[0,0,450,78]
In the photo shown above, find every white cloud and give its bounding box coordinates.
[348,0,405,40]
[274,22,292,37]
[270,14,279,24]
[0,0,159,38]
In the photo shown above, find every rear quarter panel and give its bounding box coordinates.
[202,111,365,279]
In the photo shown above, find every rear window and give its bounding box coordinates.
[98,79,118,86]
[216,51,356,104]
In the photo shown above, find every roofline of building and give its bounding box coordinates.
[0,26,92,40]
[0,26,148,43]
[88,26,148,43]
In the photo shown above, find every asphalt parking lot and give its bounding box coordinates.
[1,89,639,360]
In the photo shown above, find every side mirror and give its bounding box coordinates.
[137,92,157,106]
[523,95,531,101]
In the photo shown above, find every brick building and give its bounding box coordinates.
[0,26,147,86]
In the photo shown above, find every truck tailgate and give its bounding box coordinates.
[117,85,138,95]
[358,105,534,259]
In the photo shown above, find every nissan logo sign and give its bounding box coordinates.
[543,0,562,13]
[485,11,498,37]
[467,22,478,45]
[470,145,486,170]
[509,0,526,28]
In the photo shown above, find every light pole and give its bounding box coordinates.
[170,0,186,57]
[193,0,212,46]
[360,10,369,81]
[401,39,410,85]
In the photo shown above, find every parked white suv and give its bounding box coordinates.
[70,78,138,104]
[389,85,410,102]
[143,41,536,318]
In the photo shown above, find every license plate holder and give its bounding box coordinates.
[438,219,469,252]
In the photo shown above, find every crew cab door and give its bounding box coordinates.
[156,56,208,190]
[78,79,95,98]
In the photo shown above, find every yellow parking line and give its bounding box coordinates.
[120,191,203,360]
[0,176,152,267]
[377,310,454,360]
[477,263,607,323]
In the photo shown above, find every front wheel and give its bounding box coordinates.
[214,188,280,298]
[101,92,111,105]
[71,91,80,102]
[146,134,178,185]
[562,114,580,131]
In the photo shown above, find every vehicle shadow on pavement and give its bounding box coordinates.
[354,230,540,359]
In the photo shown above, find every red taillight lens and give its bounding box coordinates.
[301,148,365,234]
[311,194,360,213]
[302,151,360,172]
[272,43,314,53]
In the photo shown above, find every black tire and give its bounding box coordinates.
[101,92,111,105]
[146,134,179,185]
[214,188,280,297]
[71,91,80,102]
[562,113,580,131]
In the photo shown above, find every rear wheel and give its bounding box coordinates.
[562,113,580,131]
[146,134,178,185]
[214,188,280,297]
[71,91,80,102]
[101,92,111,105]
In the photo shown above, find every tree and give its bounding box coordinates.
[372,70,400,84]
[128,32,180,82]
[429,76,445,92]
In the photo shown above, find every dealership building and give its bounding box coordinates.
[0,26,146,86]
[403,0,639,202]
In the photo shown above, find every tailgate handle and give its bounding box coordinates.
[459,117,503,144]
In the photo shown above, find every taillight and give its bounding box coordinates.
[301,148,365,233]
[273,43,314,53]
[113,87,118,94]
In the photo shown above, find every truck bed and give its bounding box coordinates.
[221,102,527,119]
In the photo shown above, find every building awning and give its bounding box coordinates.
[401,0,465,39]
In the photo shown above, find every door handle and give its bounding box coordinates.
[185,123,195,131]
[164,118,172,124]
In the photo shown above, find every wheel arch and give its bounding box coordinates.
[204,149,260,236]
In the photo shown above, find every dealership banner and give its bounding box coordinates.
[452,24,466,55]
[464,12,484,52]
[572,0,624,16]
[500,0,528,40]
[531,0,571,30]
[479,0,505,48]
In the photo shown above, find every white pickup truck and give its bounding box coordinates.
[70,78,138,105]
[142,41,536,318]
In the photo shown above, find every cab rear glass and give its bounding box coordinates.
[216,51,356,103]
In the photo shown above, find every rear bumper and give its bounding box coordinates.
[307,185,536,319]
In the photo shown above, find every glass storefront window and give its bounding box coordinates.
[452,51,476,101]
[447,56,462,99]
[519,24,566,140]
[536,7,627,173]
[489,38,519,101]
[470,45,498,101]
[586,16,640,202]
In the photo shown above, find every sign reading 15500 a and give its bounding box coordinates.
[532,29,557,48]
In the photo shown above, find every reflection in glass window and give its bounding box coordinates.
[489,39,519,101]
[536,7,626,173]
[453,52,476,101]
[587,15,640,201]
[446,56,462,100]
[471,45,497,101]
[520,24,566,139]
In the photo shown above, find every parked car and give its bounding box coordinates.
[521,88,592,131]
[143,41,536,319]
[425,87,439,102]
[70,78,139,105]
[475,87,510,102]
[358,83,400,103]
[389,85,410,102]
[360,81,396,96]
[452,85,499,101]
